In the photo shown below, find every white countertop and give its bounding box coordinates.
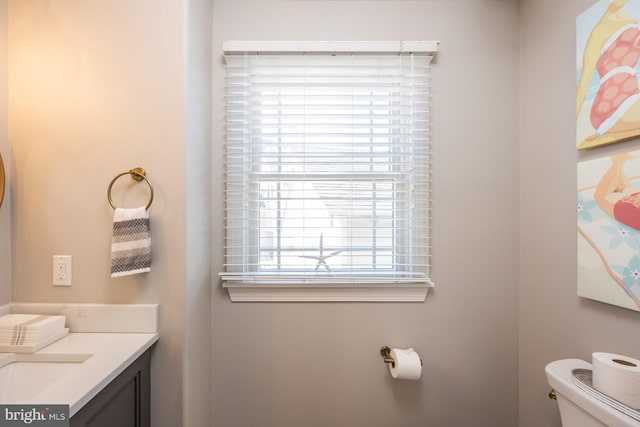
[0,332,159,416]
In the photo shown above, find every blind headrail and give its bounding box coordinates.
[223,40,439,55]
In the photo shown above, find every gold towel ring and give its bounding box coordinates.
[107,167,154,210]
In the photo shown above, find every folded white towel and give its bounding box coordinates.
[0,315,66,346]
[111,206,151,278]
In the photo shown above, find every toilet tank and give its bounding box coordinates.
[546,359,640,427]
[555,391,608,427]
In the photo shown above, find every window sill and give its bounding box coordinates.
[222,282,434,302]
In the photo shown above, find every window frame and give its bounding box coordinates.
[220,41,438,302]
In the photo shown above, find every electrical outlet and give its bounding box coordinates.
[53,255,72,286]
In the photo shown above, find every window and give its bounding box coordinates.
[220,41,437,301]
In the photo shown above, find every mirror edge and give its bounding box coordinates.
[0,153,5,208]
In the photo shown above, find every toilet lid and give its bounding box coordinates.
[572,369,640,422]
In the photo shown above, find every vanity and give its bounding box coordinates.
[0,303,158,426]
[71,349,150,426]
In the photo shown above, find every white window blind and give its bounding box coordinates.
[221,42,436,301]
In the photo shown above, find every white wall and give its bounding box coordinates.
[7,1,211,426]
[519,0,640,425]
[212,1,520,426]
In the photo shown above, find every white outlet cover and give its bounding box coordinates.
[53,255,72,286]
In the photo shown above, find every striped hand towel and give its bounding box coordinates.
[111,206,151,278]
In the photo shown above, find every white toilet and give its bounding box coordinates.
[546,359,640,427]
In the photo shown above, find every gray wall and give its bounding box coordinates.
[0,0,10,305]
[519,0,640,426]
[211,1,521,426]
[15,1,640,426]
[184,0,213,424]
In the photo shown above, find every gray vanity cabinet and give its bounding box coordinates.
[70,349,151,427]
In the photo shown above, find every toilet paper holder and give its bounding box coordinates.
[380,346,423,368]
[381,346,396,367]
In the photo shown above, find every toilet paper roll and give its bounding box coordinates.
[592,352,640,409]
[389,348,422,380]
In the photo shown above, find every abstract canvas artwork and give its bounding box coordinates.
[577,0,640,150]
[578,150,640,311]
